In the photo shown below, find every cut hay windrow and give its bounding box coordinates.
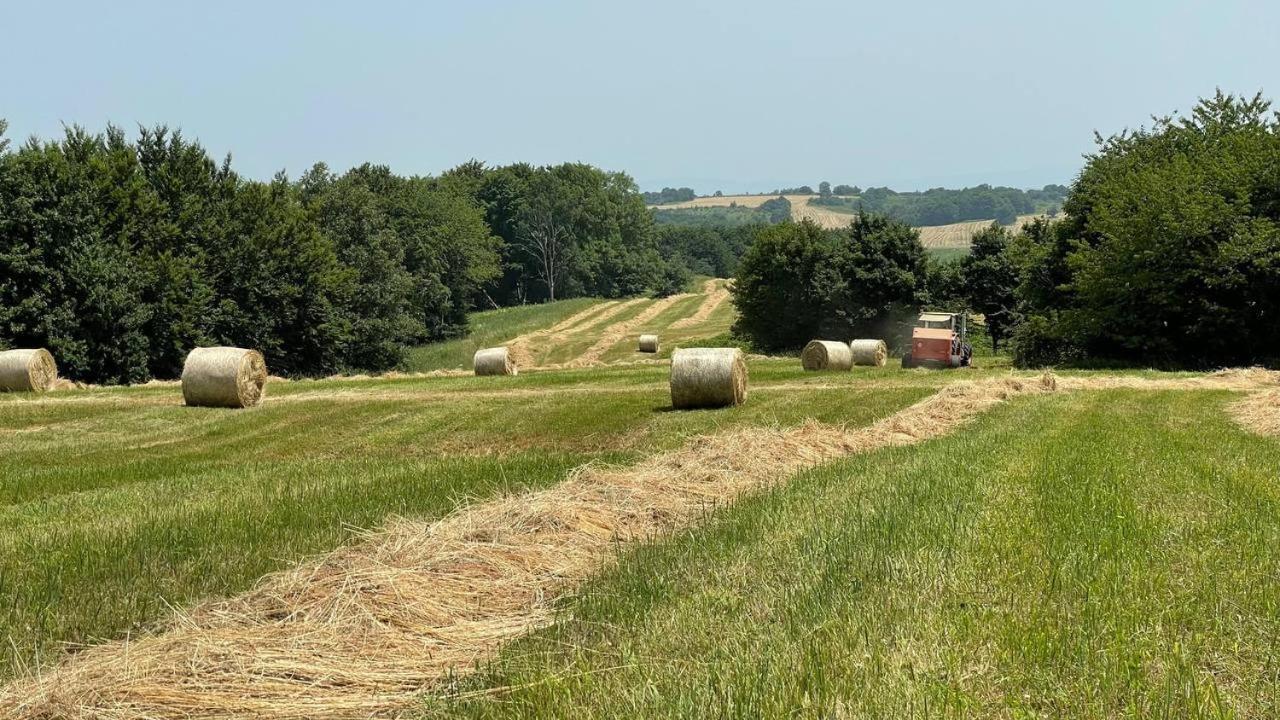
[564,293,691,369]
[0,373,1066,720]
[504,299,637,370]
[670,279,730,329]
[801,340,852,371]
[1228,388,1280,436]
[0,348,58,393]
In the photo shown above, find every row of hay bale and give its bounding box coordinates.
[0,346,267,408]
[7,334,746,412]
[472,332,660,378]
[471,340,746,410]
[801,338,887,371]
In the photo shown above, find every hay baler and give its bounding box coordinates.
[901,312,972,369]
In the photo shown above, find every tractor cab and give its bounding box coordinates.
[901,312,972,369]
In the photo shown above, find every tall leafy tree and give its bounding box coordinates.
[962,224,1019,351]
[1012,91,1280,368]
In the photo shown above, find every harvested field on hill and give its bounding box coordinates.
[649,193,1053,246]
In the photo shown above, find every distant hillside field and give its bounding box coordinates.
[401,278,736,373]
[648,194,1053,248]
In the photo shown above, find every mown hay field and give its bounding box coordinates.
[0,361,933,681]
[2,288,1279,718]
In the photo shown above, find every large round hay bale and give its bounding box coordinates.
[849,338,888,367]
[181,347,267,408]
[800,340,852,371]
[0,348,58,392]
[474,346,517,376]
[638,334,659,353]
[670,348,747,409]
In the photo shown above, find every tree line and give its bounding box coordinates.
[642,187,696,205]
[0,124,704,383]
[811,183,1067,226]
[731,92,1280,370]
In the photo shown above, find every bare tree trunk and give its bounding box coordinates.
[522,211,569,302]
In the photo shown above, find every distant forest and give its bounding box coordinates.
[810,184,1068,225]
[642,187,696,204]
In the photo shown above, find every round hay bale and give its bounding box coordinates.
[0,348,58,392]
[849,338,888,367]
[800,340,852,371]
[638,334,660,353]
[181,347,267,408]
[670,347,747,409]
[474,346,517,376]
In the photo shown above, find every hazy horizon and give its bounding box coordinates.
[3,1,1276,194]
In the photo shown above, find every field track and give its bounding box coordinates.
[4,368,1277,718]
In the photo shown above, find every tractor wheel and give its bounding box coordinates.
[901,353,913,369]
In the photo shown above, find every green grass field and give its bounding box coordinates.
[433,387,1280,718]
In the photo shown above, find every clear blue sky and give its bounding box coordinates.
[3,1,1275,193]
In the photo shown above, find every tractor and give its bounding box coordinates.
[901,312,972,369]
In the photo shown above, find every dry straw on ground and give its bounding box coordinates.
[0,348,58,392]
[801,340,853,371]
[638,334,659,353]
[849,339,888,367]
[1229,388,1280,436]
[504,300,627,369]
[473,347,517,376]
[670,279,730,329]
[670,347,748,409]
[565,294,690,369]
[181,347,267,409]
[0,373,1065,720]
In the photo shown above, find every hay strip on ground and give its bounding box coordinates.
[671,279,729,329]
[565,294,691,369]
[1229,388,1280,436]
[801,340,853,371]
[503,301,625,369]
[0,349,58,392]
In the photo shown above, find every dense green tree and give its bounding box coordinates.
[818,181,831,197]
[962,224,1019,351]
[731,221,839,350]
[732,214,927,350]
[825,212,929,342]
[757,195,792,223]
[1011,91,1280,368]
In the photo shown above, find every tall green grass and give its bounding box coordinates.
[436,389,1280,718]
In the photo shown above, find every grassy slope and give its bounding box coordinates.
[0,361,929,678]
[435,389,1280,718]
[400,297,601,372]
